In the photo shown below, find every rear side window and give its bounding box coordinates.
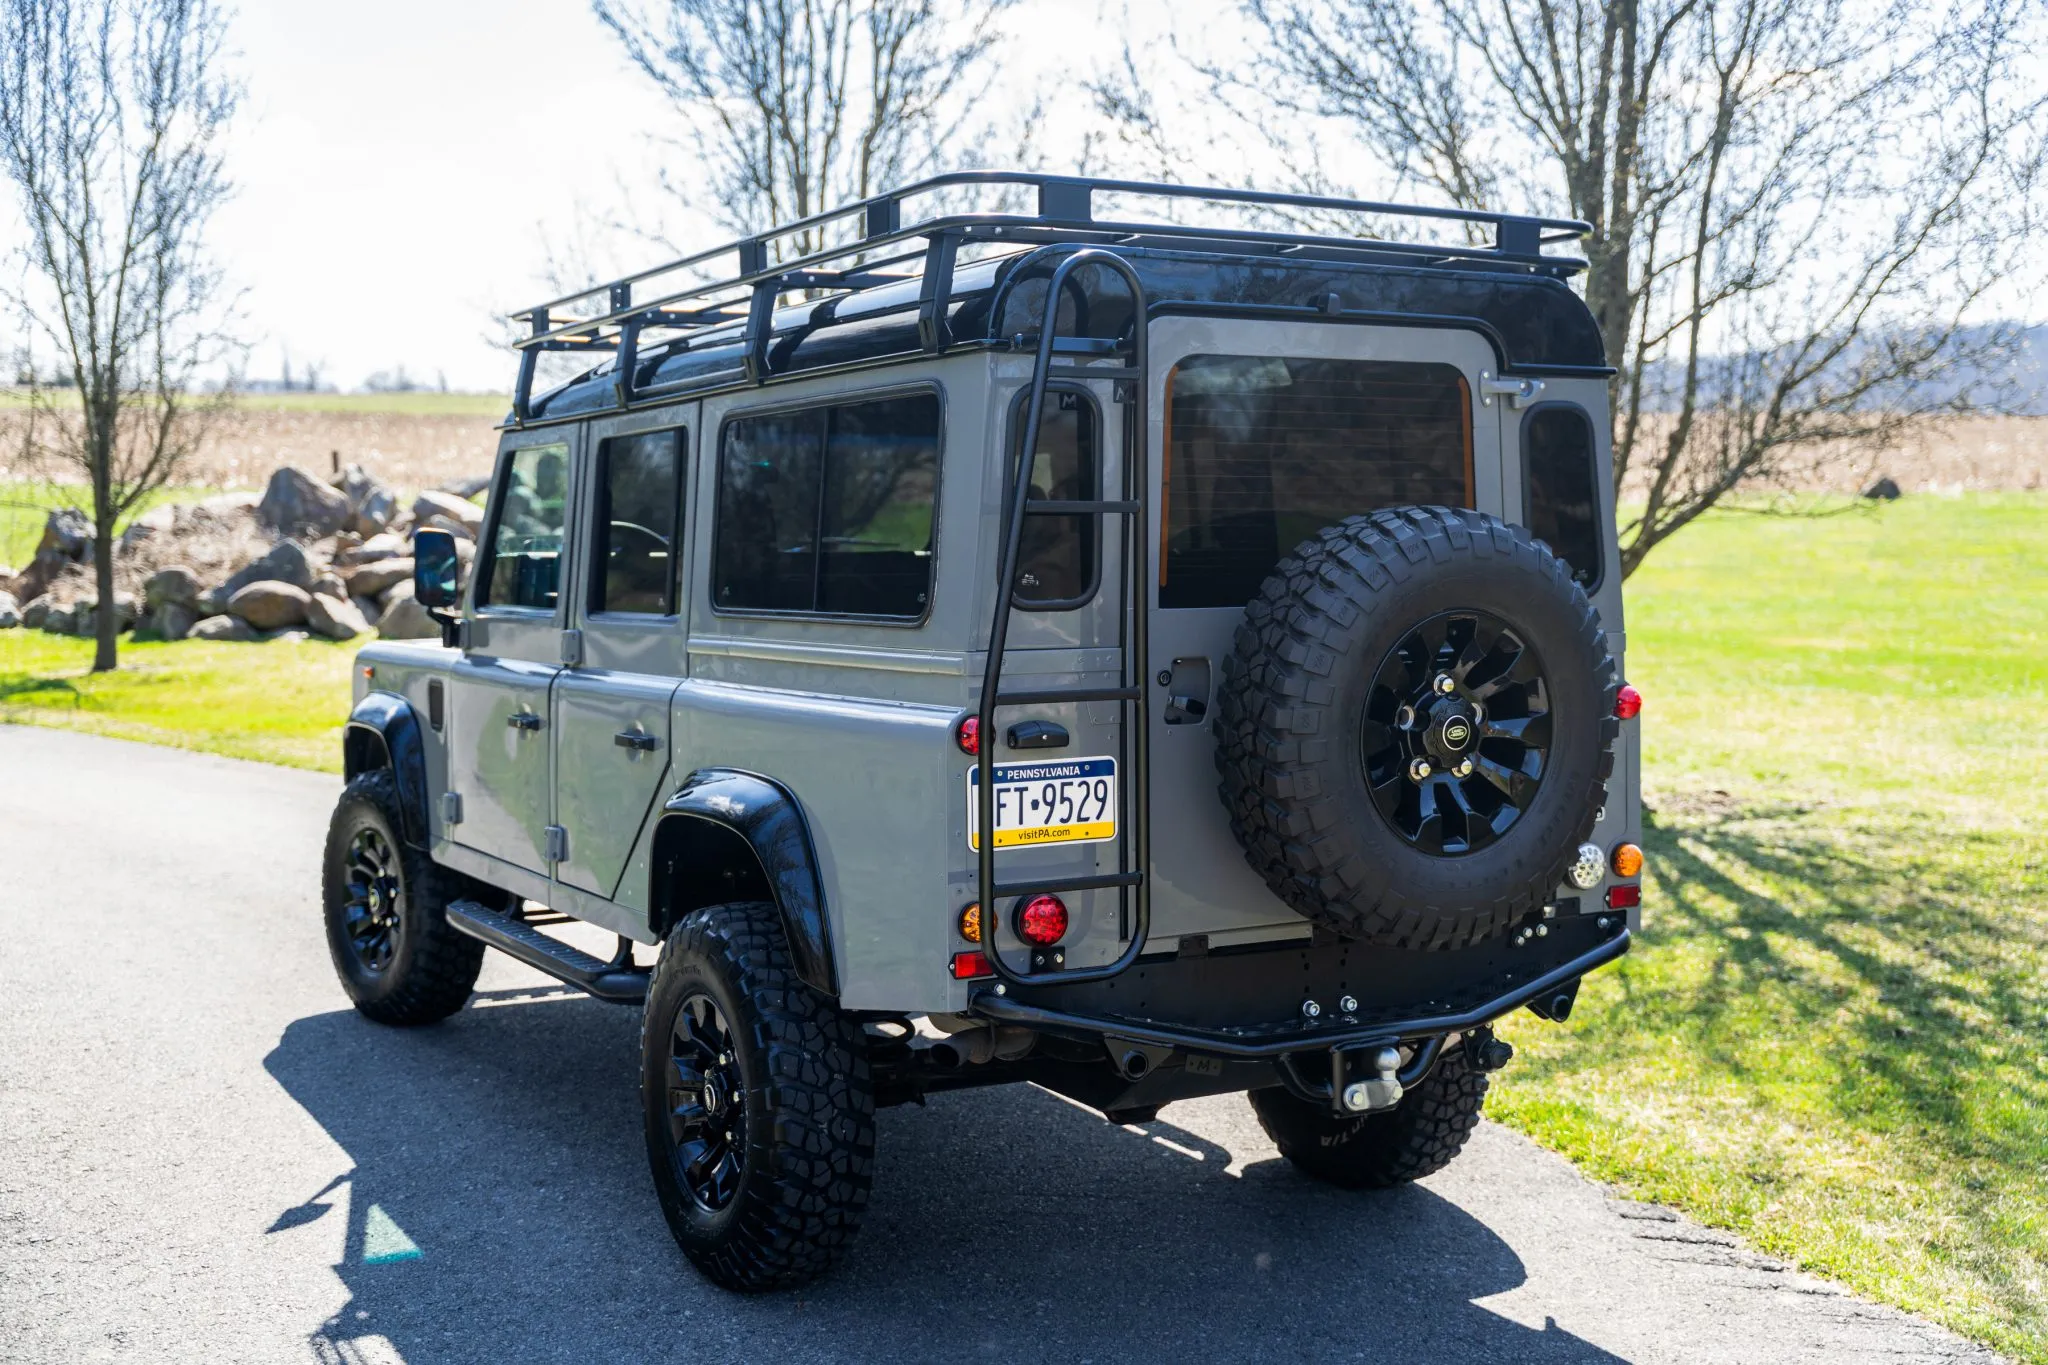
[591,429,684,615]
[479,442,570,611]
[1161,356,1472,609]
[713,391,940,619]
[1523,406,1603,590]
[1009,387,1098,608]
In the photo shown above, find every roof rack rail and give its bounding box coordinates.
[505,170,1591,420]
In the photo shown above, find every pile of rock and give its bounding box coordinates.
[0,463,484,645]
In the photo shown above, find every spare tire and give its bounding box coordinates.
[1214,506,1618,951]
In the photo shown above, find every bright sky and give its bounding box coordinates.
[174,1,2045,393]
[219,0,1115,394]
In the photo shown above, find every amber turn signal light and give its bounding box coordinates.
[1611,843,1644,878]
[958,902,982,943]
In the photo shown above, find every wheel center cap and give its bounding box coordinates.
[1425,701,1479,757]
[701,1074,727,1117]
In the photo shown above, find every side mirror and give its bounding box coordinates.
[413,529,461,609]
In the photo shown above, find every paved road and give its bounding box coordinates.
[0,726,2001,1365]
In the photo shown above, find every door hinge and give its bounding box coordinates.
[1478,371,1546,409]
[543,825,568,864]
[558,628,583,667]
[439,791,463,825]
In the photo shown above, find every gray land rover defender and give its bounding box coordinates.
[322,173,1644,1292]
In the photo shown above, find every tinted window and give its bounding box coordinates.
[714,392,939,619]
[1162,356,1472,608]
[1010,388,1097,607]
[592,429,684,615]
[480,443,570,611]
[1524,406,1602,589]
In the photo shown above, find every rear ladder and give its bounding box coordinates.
[974,248,1151,988]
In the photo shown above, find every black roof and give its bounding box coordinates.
[508,172,1609,427]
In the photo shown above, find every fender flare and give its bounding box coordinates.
[652,769,836,997]
[343,691,431,849]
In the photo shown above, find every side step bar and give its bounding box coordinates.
[445,899,649,1004]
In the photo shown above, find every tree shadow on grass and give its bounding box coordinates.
[265,989,1624,1365]
[0,674,81,703]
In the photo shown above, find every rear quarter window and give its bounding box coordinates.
[1522,405,1603,591]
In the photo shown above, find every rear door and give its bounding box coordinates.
[550,412,693,899]
[447,433,577,880]
[1143,318,1506,947]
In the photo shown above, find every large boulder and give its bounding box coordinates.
[20,597,51,630]
[210,540,317,608]
[226,580,311,631]
[143,565,205,613]
[37,507,92,560]
[189,613,257,642]
[305,591,370,641]
[311,572,347,600]
[351,594,383,629]
[376,591,441,641]
[334,464,402,537]
[336,531,406,566]
[137,601,199,642]
[412,490,483,537]
[345,557,414,599]
[116,504,176,553]
[0,591,18,629]
[439,474,492,499]
[258,466,352,537]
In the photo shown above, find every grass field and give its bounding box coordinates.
[1,491,2043,1357]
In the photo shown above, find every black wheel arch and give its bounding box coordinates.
[650,769,837,998]
[343,691,431,849]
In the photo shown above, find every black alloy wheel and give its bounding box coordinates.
[1361,608,1552,857]
[667,994,748,1213]
[340,825,405,973]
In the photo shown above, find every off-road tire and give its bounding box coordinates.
[1250,1047,1488,1189]
[641,903,876,1293]
[321,769,486,1025]
[1215,506,1618,950]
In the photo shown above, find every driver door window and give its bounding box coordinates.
[479,443,570,611]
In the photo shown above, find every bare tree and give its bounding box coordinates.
[594,0,1014,260]
[1104,0,2045,574]
[0,0,241,669]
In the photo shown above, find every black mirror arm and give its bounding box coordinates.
[429,608,463,649]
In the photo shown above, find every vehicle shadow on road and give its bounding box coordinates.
[265,991,1625,1365]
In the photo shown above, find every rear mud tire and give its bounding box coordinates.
[1250,1047,1489,1189]
[321,769,486,1026]
[1215,506,1618,950]
[641,903,876,1293]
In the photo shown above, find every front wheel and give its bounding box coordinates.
[1249,1045,1489,1189]
[321,769,485,1025]
[641,903,876,1292]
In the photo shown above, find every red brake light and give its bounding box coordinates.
[1614,685,1642,720]
[1016,894,1069,946]
[950,950,993,979]
[956,715,981,755]
[1606,884,1641,909]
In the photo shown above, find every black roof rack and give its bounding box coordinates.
[505,170,1592,420]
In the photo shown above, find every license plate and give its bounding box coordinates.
[967,756,1117,850]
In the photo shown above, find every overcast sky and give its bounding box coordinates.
[136,1,2048,394]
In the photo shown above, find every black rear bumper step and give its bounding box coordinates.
[969,927,1630,1057]
[446,899,649,1004]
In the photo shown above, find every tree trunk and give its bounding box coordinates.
[91,463,117,673]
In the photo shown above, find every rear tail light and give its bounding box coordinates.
[950,950,993,979]
[955,715,981,755]
[1606,884,1641,910]
[1610,843,1644,878]
[1614,684,1642,720]
[1015,894,1069,946]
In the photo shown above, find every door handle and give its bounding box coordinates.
[614,729,659,752]
[507,711,544,732]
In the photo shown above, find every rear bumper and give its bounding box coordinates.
[970,919,1631,1058]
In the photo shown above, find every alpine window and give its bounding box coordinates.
[1522,405,1603,590]
[1007,386,1099,609]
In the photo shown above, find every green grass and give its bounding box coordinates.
[0,388,509,417]
[1490,493,2048,1361]
[0,631,357,770]
[0,481,223,572]
[1,489,2043,1356]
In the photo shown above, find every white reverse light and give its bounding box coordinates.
[1568,843,1606,890]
